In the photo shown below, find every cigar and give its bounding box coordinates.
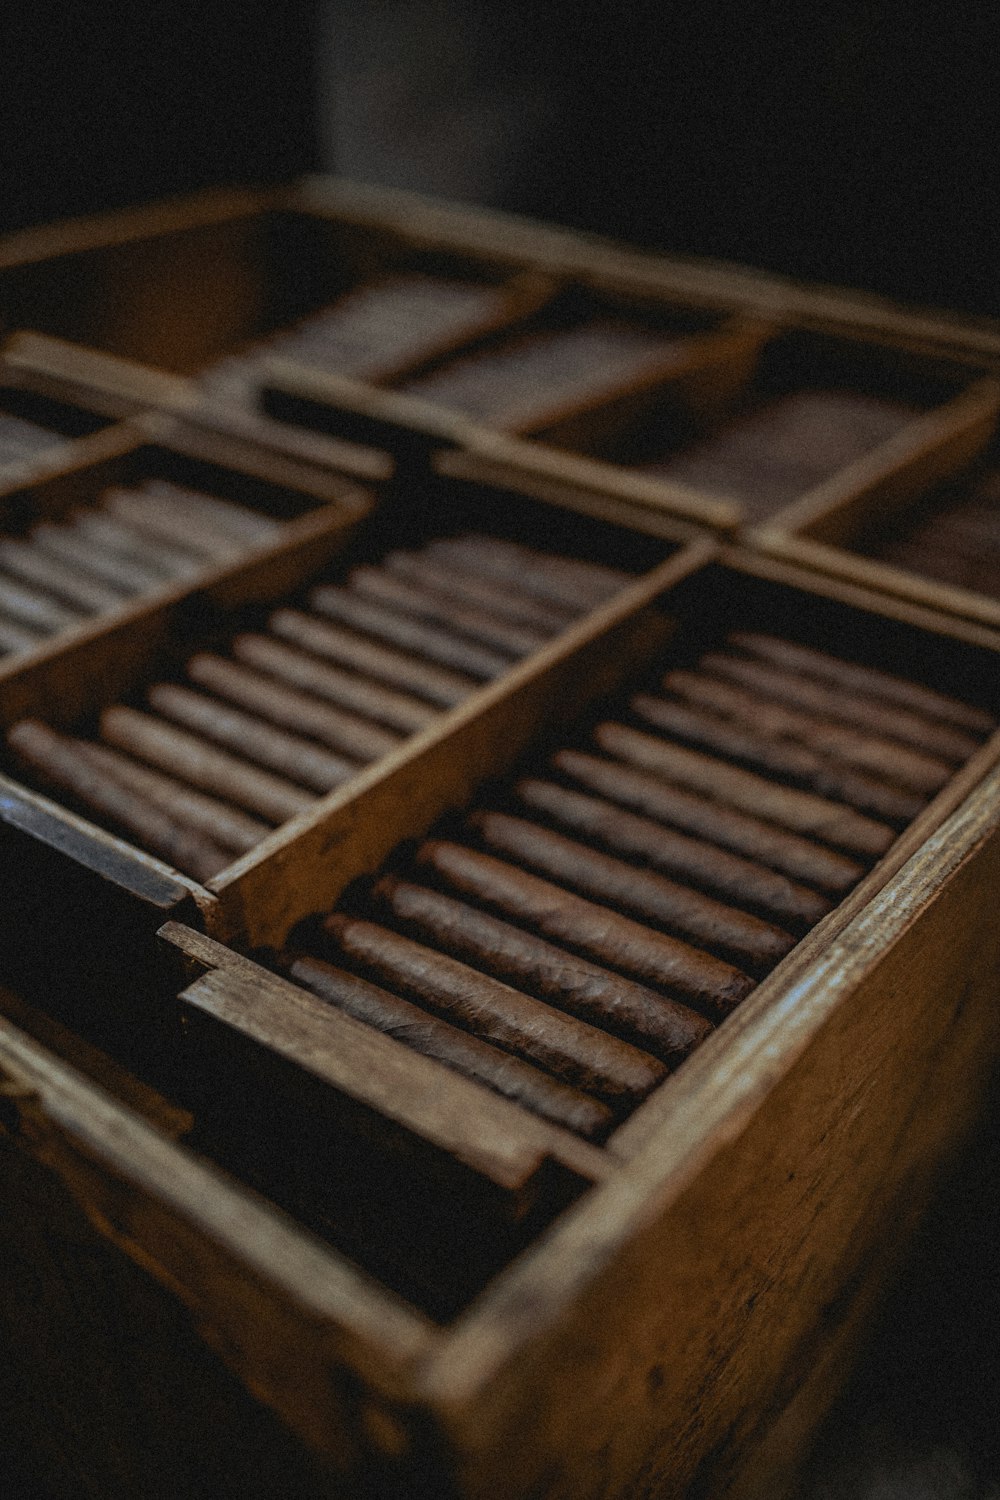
[384,550,573,634]
[288,955,615,1140]
[0,538,129,614]
[322,911,668,1110]
[186,654,401,762]
[0,614,44,654]
[468,810,795,975]
[515,776,832,931]
[633,692,932,817]
[7,720,230,881]
[554,749,863,896]
[146,683,358,794]
[347,565,547,657]
[595,722,895,860]
[727,632,996,739]
[309,584,512,679]
[268,609,478,708]
[99,706,313,823]
[372,875,712,1064]
[231,634,436,735]
[141,480,282,544]
[102,488,241,562]
[31,523,165,594]
[423,534,628,612]
[0,572,83,633]
[699,651,980,766]
[414,840,754,1019]
[74,738,268,853]
[78,509,202,579]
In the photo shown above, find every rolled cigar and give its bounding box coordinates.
[146,683,357,794]
[73,738,267,853]
[79,509,202,578]
[0,572,82,632]
[0,614,44,654]
[516,776,831,930]
[31,523,164,594]
[186,654,401,762]
[100,706,312,823]
[309,585,512,679]
[7,720,229,882]
[727,632,996,738]
[0,538,128,614]
[660,672,955,797]
[141,480,282,544]
[468,810,795,975]
[373,876,712,1064]
[414,840,754,1019]
[384,550,573,633]
[288,955,614,1140]
[633,693,931,818]
[699,651,979,765]
[555,749,863,896]
[268,609,477,708]
[423,534,628,611]
[232,634,436,734]
[103,489,240,561]
[322,912,667,1109]
[347,565,547,656]
[595,722,895,860]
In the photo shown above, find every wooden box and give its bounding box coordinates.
[2,545,999,1498]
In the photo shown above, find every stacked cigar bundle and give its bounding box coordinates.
[641,389,920,520]
[0,479,285,659]
[201,273,513,404]
[0,408,70,468]
[868,465,1000,600]
[399,318,692,432]
[6,533,631,879]
[286,630,994,1141]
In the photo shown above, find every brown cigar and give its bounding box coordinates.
[231,634,436,735]
[414,840,753,1019]
[728,631,996,738]
[74,738,267,853]
[468,810,795,975]
[515,776,832,930]
[288,955,614,1140]
[269,609,477,708]
[7,719,230,881]
[384,550,573,633]
[634,691,931,818]
[146,683,357,794]
[595,722,895,860]
[321,911,668,1110]
[0,614,44,654]
[347,565,547,656]
[186,653,401,762]
[0,572,83,632]
[78,509,202,579]
[0,538,129,615]
[99,706,312,823]
[372,875,712,1064]
[32,523,164,594]
[141,480,281,544]
[102,488,241,561]
[555,749,864,896]
[309,584,512,679]
[423,534,628,611]
[699,651,978,766]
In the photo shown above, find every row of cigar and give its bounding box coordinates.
[5,532,632,879]
[0,478,285,658]
[871,465,1000,601]
[641,388,920,521]
[201,272,513,403]
[0,408,70,468]
[284,630,995,1141]
[398,317,689,432]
